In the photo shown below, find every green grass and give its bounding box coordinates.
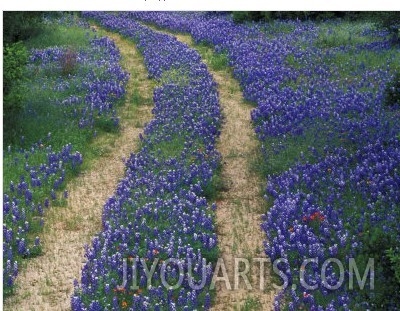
[262,20,296,38]
[251,127,320,178]
[158,67,191,86]
[259,21,400,179]
[25,22,92,50]
[4,19,95,148]
[203,162,227,201]
[238,296,262,311]
[325,48,400,83]
[146,134,187,160]
[285,54,302,70]
[195,42,230,72]
[315,21,399,86]
[3,18,130,298]
[3,19,127,156]
[208,51,229,71]
[315,21,378,48]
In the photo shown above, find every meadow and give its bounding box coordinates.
[127,11,400,310]
[3,12,399,311]
[3,15,128,298]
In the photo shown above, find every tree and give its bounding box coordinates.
[3,11,43,44]
[373,12,400,45]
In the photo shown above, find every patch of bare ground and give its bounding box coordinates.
[172,33,276,311]
[3,29,154,311]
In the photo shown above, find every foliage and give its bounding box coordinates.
[3,12,43,44]
[372,12,400,45]
[354,227,400,309]
[240,296,262,311]
[3,42,28,95]
[384,71,400,107]
[386,247,400,284]
[26,23,91,49]
[232,11,365,23]
[133,12,400,310]
[71,12,222,310]
[3,42,28,137]
[315,21,378,48]
[3,15,128,297]
[232,12,272,23]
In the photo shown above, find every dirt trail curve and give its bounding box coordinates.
[169,32,276,310]
[3,29,154,311]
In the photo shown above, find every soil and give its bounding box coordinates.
[173,33,276,311]
[3,29,154,311]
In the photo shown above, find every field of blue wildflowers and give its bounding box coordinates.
[4,12,399,311]
[3,16,128,297]
[70,12,222,310]
[129,12,400,310]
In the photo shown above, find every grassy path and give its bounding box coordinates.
[3,29,154,311]
[168,32,276,310]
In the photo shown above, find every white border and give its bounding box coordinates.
[1,0,400,11]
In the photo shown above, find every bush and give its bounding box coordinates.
[354,227,400,309]
[386,247,400,284]
[384,71,400,107]
[3,42,28,142]
[371,12,400,45]
[3,42,28,94]
[3,12,44,44]
[232,12,272,23]
[231,11,364,23]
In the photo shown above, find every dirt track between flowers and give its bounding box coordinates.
[3,29,154,311]
[4,24,275,311]
[168,31,276,310]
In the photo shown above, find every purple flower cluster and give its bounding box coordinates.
[130,12,400,309]
[3,18,128,296]
[263,140,400,309]
[3,140,83,293]
[70,12,221,310]
[130,13,397,143]
[28,36,129,130]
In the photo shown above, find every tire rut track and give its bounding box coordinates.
[169,32,276,310]
[3,29,154,311]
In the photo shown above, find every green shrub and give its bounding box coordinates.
[232,12,271,23]
[3,12,43,44]
[3,42,28,141]
[272,11,314,21]
[354,227,400,309]
[3,42,28,95]
[231,12,364,24]
[373,12,400,45]
[384,71,400,107]
[386,247,400,284]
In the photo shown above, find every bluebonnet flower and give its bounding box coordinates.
[71,12,222,310]
[3,13,129,295]
[130,11,400,310]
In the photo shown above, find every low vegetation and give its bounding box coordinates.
[3,11,399,310]
[3,14,128,297]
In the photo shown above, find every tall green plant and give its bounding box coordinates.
[3,42,28,142]
[384,71,400,107]
[3,12,43,44]
[372,12,400,45]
